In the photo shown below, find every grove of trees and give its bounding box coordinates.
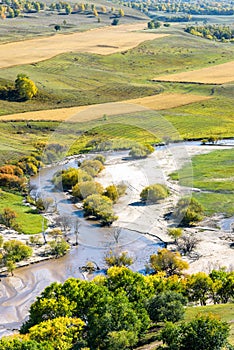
[0,266,232,349]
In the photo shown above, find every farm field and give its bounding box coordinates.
[154,60,234,84]
[0,93,212,121]
[0,23,167,69]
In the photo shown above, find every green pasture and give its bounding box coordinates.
[0,190,45,234]
[171,148,234,216]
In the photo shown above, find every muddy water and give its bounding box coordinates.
[0,151,163,336]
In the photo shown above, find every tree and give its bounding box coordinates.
[112,18,119,26]
[150,248,189,276]
[177,233,199,255]
[186,272,213,305]
[173,197,204,226]
[83,194,117,225]
[0,338,53,350]
[15,73,38,100]
[159,314,230,350]
[6,260,16,276]
[140,184,169,203]
[147,291,187,323]
[54,24,61,31]
[106,330,137,350]
[0,234,3,247]
[118,8,125,17]
[29,316,85,350]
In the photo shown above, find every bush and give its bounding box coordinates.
[104,185,119,203]
[15,73,38,100]
[105,250,133,267]
[140,184,169,203]
[80,159,104,177]
[173,197,204,226]
[83,194,117,225]
[3,240,33,262]
[72,181,104,199]
[53,168,92,190]
[129,144,154,159]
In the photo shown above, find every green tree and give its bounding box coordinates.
[106,330,137,350]
[29,316,85,350]
[6,260,16,276]
[140,184,169,203]
[186,272,214,305]
[147,291,187,323]
[159,314,230,350]
[150,248,189,277]
[15,73,38,100]
[0,338,53,350]
[83,194,117,225]
[54,24,61,31]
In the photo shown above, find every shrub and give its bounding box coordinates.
[104,185,119,203]
[140,184,169,203]
[129,144,154,159]
[83,194,117,225]
[173,197,204,226]
[72,181,104,199]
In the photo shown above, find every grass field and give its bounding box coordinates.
[154,60,234,84]
[0,31,233,115]
[0,190,45,234]
[0,93,212,121]
[171,148,234,216]
[185,303,234,345]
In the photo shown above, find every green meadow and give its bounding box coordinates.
[0,190,45,234]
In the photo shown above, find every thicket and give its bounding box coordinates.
[0,266,231,349]
[185,25,234,42]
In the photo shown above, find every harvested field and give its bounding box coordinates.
[154,61,234,84]
[0,93,212,121]
[0,23,169,69]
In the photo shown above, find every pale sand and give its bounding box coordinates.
[0,23,169,69]
[98,144,234,274]
[154,61,234,84]
[0,93,211,121]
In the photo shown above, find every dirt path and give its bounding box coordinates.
[153,61,234,84]
[0,23,169,69]
[0,93,211,121]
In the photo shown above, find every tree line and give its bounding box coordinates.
[0,266,233,349]
[185,24,234,42]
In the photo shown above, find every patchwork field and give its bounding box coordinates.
[0,23,168,69]
[0,93,212,121]
[154,61,234,84]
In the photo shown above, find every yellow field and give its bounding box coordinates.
[0,93,212,122]
[154,61,234,84]
[0,23,169,69]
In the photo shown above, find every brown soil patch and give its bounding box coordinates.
[0,93,211,121]
[0,23,169,69]
[154,61,234,84]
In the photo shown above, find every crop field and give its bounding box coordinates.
[154,60,234,84]
[0,93,212,121]
[0,23,168,69]
[171,148,234,215]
